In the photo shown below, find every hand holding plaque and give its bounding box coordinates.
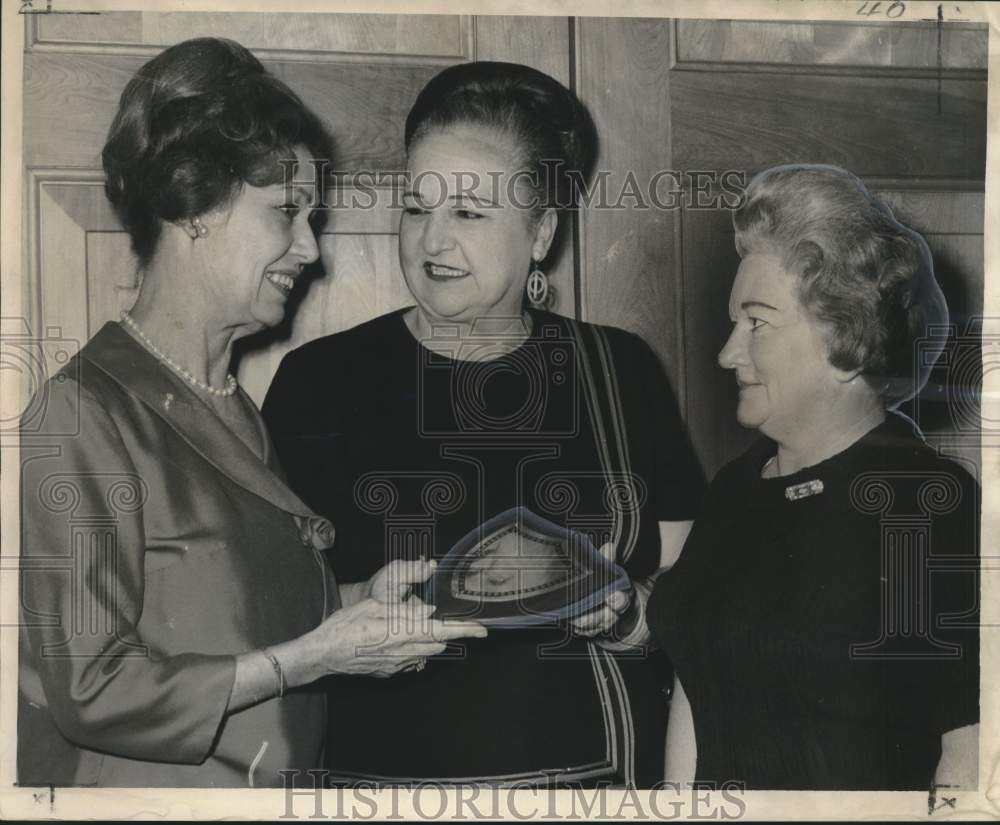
[420,507,631,628]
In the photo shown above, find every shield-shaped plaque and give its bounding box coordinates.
[420,507,630,628]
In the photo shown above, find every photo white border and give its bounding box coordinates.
[1,0,996,819]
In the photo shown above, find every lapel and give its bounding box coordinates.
[82,322,317,519]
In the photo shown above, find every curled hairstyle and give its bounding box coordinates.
[733,164,948,406]
[404,61,598,215]
[102,37,330,267]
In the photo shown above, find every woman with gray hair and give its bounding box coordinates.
[646,164,979,790]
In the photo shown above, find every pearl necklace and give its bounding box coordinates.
[120,311,238,398]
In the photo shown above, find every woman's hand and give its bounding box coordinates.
[276,595,486,684]
[274,558,485,685]
[368,558,437,603]
[339,558,439,607]
[570,543,632,637]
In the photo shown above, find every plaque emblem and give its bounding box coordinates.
[422,507,630,628]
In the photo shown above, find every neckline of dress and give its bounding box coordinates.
[750,413,919,490]
[396,306,542,364]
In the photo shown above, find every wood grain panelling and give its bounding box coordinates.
[679,206,750,476]
[22,14,579,422]
[27,178,410,407]
[472,15,575,319]
[680,191,985,478]
[675,20,987,72]
[34,12,143,46]
[27,177,132,379]
[575,19,684,401]
[23,54,139,169]
[86,233,140,335]
[474,16,570,84]
[23,15,985,480]
[877,190,985,234]
[237,233,408,405]
[671,71,986,181]
[24,52,442,170]
[33,12,468,59]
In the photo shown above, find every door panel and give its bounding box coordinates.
[21,14,986,472]
[22,12,573,408]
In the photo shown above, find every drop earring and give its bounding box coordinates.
[191,217,209,238]
[526,260,549,308]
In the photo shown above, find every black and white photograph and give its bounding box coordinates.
[0,0,995,819]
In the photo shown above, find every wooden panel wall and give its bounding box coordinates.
[473,16,574,320]
[663,19,988,478]
[32,11,469,56]
[575,19,684,406]
[674,20,987,71]
[21,12,572,407]
[669,71,986,179]
[21,14,987,478]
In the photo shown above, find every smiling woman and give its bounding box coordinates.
[647,165,980,791]
[398,124,556,337]
[264,61,705,788]
[18,37,486,789]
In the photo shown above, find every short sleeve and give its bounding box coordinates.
[19,374,236,764]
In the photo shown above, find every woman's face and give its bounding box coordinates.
[718,253,850,443]
[197,145,320,331]
[399,124,555,327]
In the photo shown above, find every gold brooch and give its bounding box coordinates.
[785,479,824,501]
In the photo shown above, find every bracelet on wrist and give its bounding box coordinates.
[262,648,286,699]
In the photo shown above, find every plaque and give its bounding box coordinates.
[421,507,630,628]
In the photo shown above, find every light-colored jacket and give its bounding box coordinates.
[18,322,338,787]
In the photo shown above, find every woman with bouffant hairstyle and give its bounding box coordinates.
[647,165,979,790]
[101,37,330,268]
[265,61,704,787]
[731,164,948,405]
[19,37,484,789]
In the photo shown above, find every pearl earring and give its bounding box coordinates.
[191,217,208,238]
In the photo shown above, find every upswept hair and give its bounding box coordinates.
[733,164,948,406]
[404,61,598,214]
[102,37,330,267]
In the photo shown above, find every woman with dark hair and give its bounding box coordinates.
[18,37,484,789]
[263,61,704,787]
[645,164,980,790]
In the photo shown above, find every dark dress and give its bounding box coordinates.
[647,413,980,790]
[263,308,704,786]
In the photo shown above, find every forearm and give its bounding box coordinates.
[659,520,694,569]
[665,675,697,783]
[935,723,979,789]
[229,650,285,713]
[229,623,343,713]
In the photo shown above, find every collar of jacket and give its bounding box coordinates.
[81,321,322,525]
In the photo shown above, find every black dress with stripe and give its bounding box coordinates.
[263,308,704,786]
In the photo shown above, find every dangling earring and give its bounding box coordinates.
[191,217,209,238]
[526,260,549,308]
